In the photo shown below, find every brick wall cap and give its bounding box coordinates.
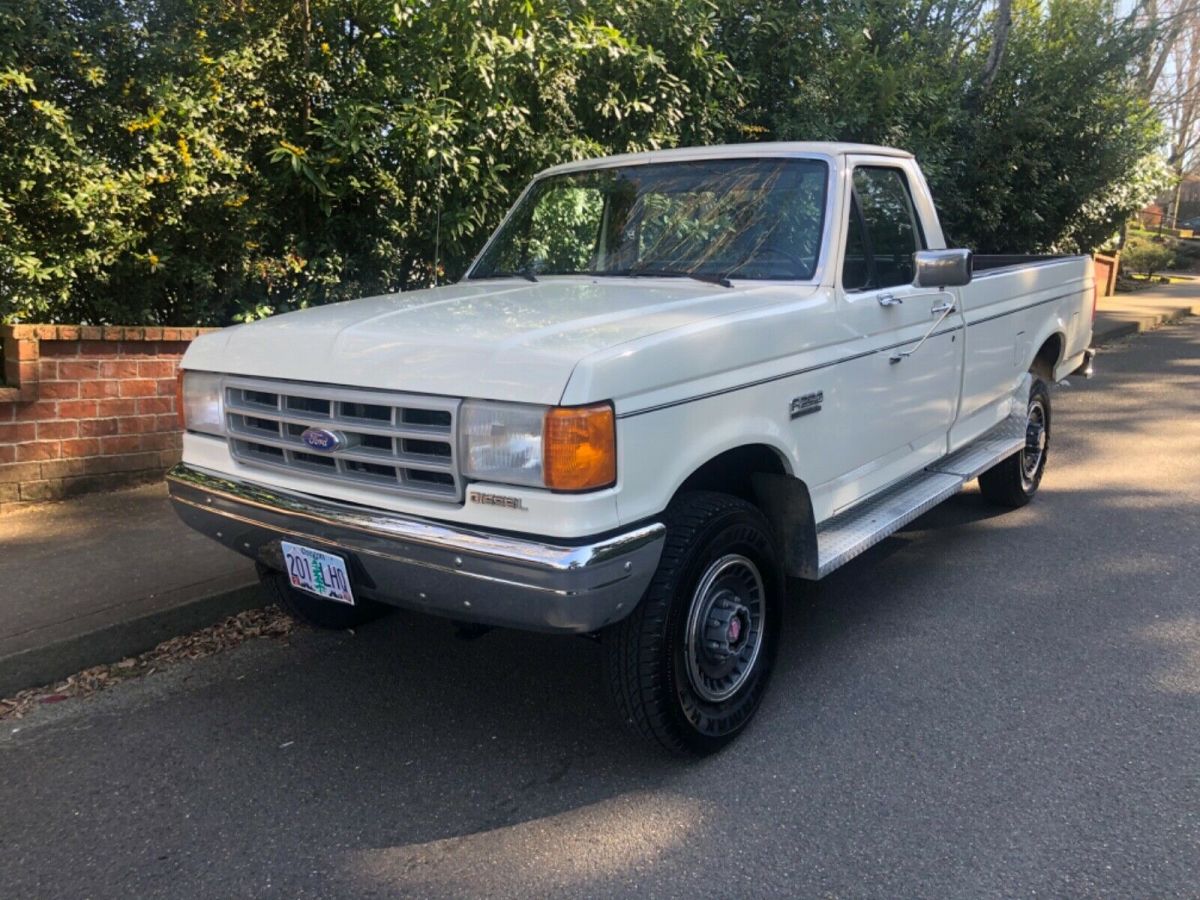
[2,324,221,341]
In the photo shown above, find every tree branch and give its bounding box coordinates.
[980,0,1013,92]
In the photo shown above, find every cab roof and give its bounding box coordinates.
[538,142,913,177]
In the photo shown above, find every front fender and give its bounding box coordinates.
[614,403,797,526]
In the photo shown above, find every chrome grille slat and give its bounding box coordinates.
[226,426,454,472]
[225,427,451,472]
[222,376,461,502]
[225,403,451,442]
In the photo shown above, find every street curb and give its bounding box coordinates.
[0,581,265,697]
[1092,304,1199,345]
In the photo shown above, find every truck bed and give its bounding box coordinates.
[973,254,1083,276]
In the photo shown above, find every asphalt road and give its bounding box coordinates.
[3,320,1199,899]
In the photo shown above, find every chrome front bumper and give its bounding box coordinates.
[166,464,665,633]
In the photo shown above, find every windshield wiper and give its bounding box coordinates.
[682,270,733,288]
[485,272,537,282]
[488,262,538,282]
[623,266,732,288]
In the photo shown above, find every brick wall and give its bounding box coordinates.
[1,325,216,511]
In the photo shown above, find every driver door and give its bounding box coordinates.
[826,162,964,511]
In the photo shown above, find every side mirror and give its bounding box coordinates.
[914,249,973,288]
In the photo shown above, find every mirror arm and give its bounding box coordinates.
[890,301,957,364]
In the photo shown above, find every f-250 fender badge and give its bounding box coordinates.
[790,391,824,419]
[469,491,527,511]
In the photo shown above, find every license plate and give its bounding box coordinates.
[281,542,355,605]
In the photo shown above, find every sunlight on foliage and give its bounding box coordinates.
[0,0,1163,325]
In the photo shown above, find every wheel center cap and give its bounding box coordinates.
[1027,422,1045,454]
[703,595,751,660]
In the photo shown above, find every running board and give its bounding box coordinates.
[926,410,1027,481]
[807,413,1027,579]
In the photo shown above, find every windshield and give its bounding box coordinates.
[469,158,829,283]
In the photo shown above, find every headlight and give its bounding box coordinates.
[460,400,616,492]
[460,401,546,487]
[177,371,224,436]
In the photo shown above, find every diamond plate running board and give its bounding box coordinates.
[926,410,1027,481]
[811,472,963,579]
[809,412,1029,579]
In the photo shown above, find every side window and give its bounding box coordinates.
[850,167,923,289]
[841,198,871,291]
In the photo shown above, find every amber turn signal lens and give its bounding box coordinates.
[543,404,616,491]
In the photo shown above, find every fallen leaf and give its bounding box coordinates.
[0,605,299,721]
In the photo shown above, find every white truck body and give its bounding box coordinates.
[170,142,1094,753]
[180,143,1092,539]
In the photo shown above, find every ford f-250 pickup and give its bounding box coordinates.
[169,142,1095,756]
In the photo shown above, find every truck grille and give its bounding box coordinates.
[223,377,462,502]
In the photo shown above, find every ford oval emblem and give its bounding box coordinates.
[300,427,342,453]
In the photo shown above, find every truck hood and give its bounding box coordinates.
[185,277,814,405]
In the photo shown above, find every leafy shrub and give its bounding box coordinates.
[1168,237,1200,267]
[0,0,739,324]
[715,0,1165,256]
[1122,238,1176,277]
[0,0,1170,325]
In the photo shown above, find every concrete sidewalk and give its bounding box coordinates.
[2,278,1197,697]
[1095,278,1200,341]
[0,483,259,695]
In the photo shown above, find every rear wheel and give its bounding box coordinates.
[603,492,783,757]
[979,377,1051,508]
[258,563,389,630]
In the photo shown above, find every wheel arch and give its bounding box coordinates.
[672,443,817,579]
[1030,331,1065,381]
[675,442,791,502]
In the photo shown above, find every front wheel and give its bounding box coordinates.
[602,492,783,757]
[978,377,1051,508]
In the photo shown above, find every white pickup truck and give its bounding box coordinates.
[169,142,1095,755]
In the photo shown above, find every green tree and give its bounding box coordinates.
[0,0,1169,326]
[1,0,739,324]
[714,0,1163,253]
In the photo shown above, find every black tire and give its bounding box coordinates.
[602,491,783,757]
[257,563,390,630]
[978,377,1051,508]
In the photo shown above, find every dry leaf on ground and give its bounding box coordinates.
[1,606,298,722]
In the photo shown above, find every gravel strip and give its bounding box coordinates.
[0,605,298,721]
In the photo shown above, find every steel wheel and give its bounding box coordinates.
[684,554,766,703]
[979,377,1051,509]
[603,491,783,756]
[1021,397,1048,491]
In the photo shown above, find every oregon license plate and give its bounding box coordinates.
[281,542,355,605]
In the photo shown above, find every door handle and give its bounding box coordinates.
[877,292,903,307]
[930,301,955,315]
